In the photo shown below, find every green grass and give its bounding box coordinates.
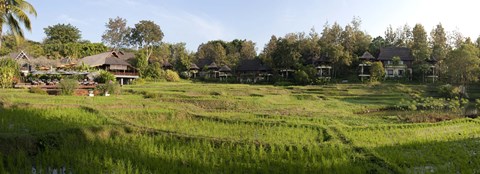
[0,81,478,173]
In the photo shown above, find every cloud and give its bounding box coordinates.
[57,14,88,25]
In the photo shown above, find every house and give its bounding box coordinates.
[78,51,139,85]
[377,47,413,78]
[189,63,200,78]
[313,55,332,81]
[426,57,439,83]
[358,51,375,81]
[9,51,33,75]
[236,59,272,83]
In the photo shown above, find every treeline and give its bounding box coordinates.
[2,17,480,84]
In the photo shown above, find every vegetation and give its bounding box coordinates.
[58,78,78,95]
[0,58,19,88]
[165,70,180,82]
[1,82,479,173]
[94,70,116,84]
[0,0,37,47]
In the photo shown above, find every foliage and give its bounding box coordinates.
[129,20,164,61]
[165,70,180,82]
[94,70,116,84]
[96,81,121,95]
[438,84,460,99]
[0,58,19,88]
[391,56,401,65]
[44,42,108,59]
[196,39,257,68]
[370,61,385,82]
[102,17,131,49]
[43,23,82,44]
[445,43,480,85]
[294,70,309,85]
[29,86,47,95]
[58,78,78,95]
[0,0,37,48]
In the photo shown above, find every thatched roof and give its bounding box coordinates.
[219,65,231,72]
[78,51,131,67]
[378,47,413,61]
[162,61,173,69]
[189,63,200,70]
[207,62,219,70]
[237,59,271,72]
[359,51,375,60]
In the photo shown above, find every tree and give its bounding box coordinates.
[369,36,385,57]
[430,23,448,61]
[0,58,19,88]
[445,43,480,85]
[384,25,397,47]
[129,20,164,62]
[370,61,385,82]
[0,0,37,48]
[43,23,81,44]
[196,41,228,65]
[102,17,131,49]
[411,24,430,62]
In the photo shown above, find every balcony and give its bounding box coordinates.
[111,71,139,78]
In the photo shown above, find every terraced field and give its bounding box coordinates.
[0,82,478,173]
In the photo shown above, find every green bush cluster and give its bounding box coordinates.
[58,78,78,95]
[165,70,180,82]
[395,96,468,111]
[94,70,116,84]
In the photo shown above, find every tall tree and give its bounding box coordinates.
[129,20,164,62]
[445,43,480,85]
[430,23,448,61]
[102,17,131,49]
[411,24,430,62]
[369,36,385,57]
[0,0,37,48]
[43,23,81,44]
[384,25,397,47]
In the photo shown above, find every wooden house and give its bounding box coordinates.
[78,51,139,84]
[236,59,272,83]
[377,47,413,78]
[358,51,375,81]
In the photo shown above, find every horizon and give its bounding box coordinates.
[23,0,480,52]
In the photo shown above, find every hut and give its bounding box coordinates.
[378,47,413,79]
[218,65,232,81]
[189,63,200,78]
[236,59,272,83]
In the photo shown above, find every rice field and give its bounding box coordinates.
[0,81,478,173]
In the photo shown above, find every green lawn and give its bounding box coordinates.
[0,81,478,173]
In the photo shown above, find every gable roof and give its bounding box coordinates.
[378,47,413,61]
[219,65,231,72]
[189,63,200,70]
[359,51,375,60]
[10,51,32,61]
[78,51,131,67]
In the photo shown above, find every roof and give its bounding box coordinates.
[9,51,32,61]
[359,51,375,60]
[207,62,219,70]
[219,65,231,72]
[196,59,214,69]
[377,47,413,61]
[162,61,173,68]
[236,59,271,72]
[189,63,200,70]
[78,51,132,67]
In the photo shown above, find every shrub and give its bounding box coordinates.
[294,70,310,85]
[370,61,385,82]
[94,70,116,83]
[58,78,78,95]
[96,81,121,95]
[29,86,48,95]
[438,84,460,99]
[132,78,146,85]
[165,70,180,82]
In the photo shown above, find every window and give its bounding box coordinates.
[398,70,404,76]
[387,70,394,76]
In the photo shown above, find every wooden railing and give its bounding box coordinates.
[110,71,139,76]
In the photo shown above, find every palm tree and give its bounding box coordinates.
[0,0,37,48]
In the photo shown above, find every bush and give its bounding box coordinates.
[438,84,460,99]
[132,78,146,85]
[29,86,48,95]
[96,81,121,95]
[58,78,78,95]
[94,70,116,84]
[294,70,310,85]
[165,70,180,82]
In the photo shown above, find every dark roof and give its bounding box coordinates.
[207,62,219,70]
[378,47,413,61]
[236,59,271,72]
[189,63,200,70]
[359,51,375,60]
[312,55,331,65]
[219,65,231,72]
[196,59,214,69]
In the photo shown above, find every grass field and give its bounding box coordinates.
[0,81,479,173]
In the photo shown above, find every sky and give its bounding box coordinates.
[24,0,480,52]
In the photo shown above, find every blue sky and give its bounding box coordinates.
[25,0,480,51]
